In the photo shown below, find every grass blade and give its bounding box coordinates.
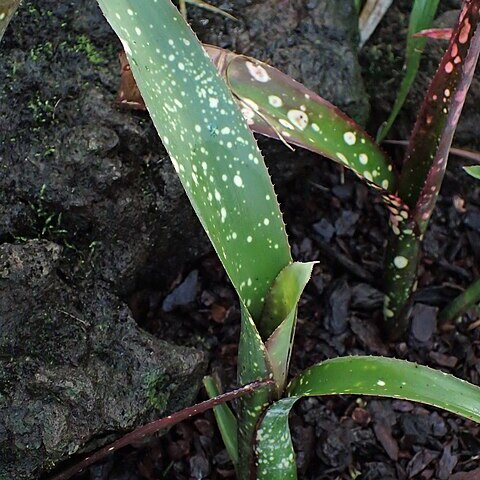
[203,376,239,468]
[97,0,292,321]
[377,0,440,142]
[184,0,236,20]
[440,278,480,323]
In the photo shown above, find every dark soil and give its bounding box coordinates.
[3,0,480,479]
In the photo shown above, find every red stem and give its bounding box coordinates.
[49,379,273,480]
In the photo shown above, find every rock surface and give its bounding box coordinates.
[195,0,369,125]
[0,240,207,480]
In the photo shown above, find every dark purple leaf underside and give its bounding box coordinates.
[399,0,480,231]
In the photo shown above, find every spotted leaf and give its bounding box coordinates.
[399,0,480,231]
[255,356,480,479]
[205,45,397,195]
[97,0,292,322]
[237,302,275,475]
[115,44,397,196]
[384,0,480,337]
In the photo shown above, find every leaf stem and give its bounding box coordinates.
[440,278,480,323]
[48,380,273,480]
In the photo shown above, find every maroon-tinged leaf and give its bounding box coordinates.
[385,139,480,163]
[413,27,453,40]
[399,0,480,231]
[384,0,480,338]
[115,50,146,110]
[48,380,273,480]
[114,46,398,197]
[206,44,398,196]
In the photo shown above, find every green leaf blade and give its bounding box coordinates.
[237,303,274,477]
[263,261,315,390]
[377,0,440,142]
[464,165,480,180]
[203,376,239,468]
[255,397,298,480]
[288,356,480,423]
[256,356,480,479]
[97,0,291,321]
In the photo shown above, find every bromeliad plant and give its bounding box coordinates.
[46,1,480,479]
[114,1,479,340]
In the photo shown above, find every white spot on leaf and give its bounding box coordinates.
[287,109,308,130]
[245,61,271,82]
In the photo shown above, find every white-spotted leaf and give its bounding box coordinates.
[97,0,291,322]
[255,356,480,479]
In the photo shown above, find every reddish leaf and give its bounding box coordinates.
[399,0,480,231]
[115,50,146,110]
[413,27,453,40]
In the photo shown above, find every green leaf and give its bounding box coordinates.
[288,356,480,422]
[263,262,315,390]
[205,45,397,195]
[237,302,274,476]
[377,0,440,142]
[255,356,480,479]
[0,0,21,43]
[203,376,239,468]
[255,397,298,480]
[440,277,480,323]
[464,165,480,180]
[383,226,421,339]
[96,1,291,323]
